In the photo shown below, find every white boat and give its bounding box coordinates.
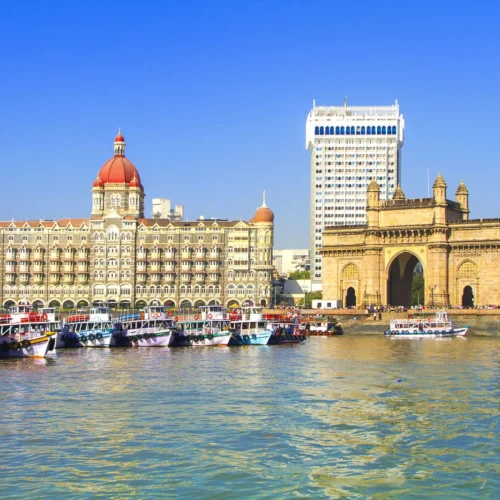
[385,311,469,338]
[0,320,58,358]
[228,306,273,345]
[112,306,176,347]
[174,305,232,346]
[57,307,115,348]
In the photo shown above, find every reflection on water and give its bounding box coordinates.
[1,337,499,498]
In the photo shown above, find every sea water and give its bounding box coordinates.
[0,336,498,499]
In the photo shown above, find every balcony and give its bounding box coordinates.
[33,264,44,272]
[151,274,162,284]
[181,252,192,260]
[5,274,16,284]
[63,275,74,284]
[136,265,147,272]
[181,274,192,283]
[49,264,60,272]
[19,266,30,273]
[77,275,89,284]
[33,275,44,284]
[150,264,161,272]
[209,274,220,283]
[164,274,176,283]
[63,253,74,261]
[209,252,220,259]
[33,252,44,261]
[63,266,74,273]
[195,274,206,283]
[136,254,147,261]
[5,265,16,273]
[136,273,147,284]
[150,252,161,260]
[77,253,87,261]
[77,265,88,273]
[164,254,176,261]
[49,275,60,285]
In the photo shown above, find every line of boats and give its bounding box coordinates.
[0,304,308,359]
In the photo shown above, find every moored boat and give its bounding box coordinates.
[267,321,306,345]
[0,320,57,358]
[228,306,273,345]
[385,311,469,338]
[174,305,232,346]
[57,307,115,348]
[112,306,176,347]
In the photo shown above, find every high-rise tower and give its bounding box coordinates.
[306,99,404,285]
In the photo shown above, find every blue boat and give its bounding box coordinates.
[228,306,273,345]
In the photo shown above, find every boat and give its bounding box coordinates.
[57,307,116,348]
[228,306,273,345]
[385,310,469,338]
[0,307,58,358]
[266,320,306,345]
[174,305,233,346]
[303,320,343,336]
[112,306,177,347]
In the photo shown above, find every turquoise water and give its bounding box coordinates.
[1,337,499,499]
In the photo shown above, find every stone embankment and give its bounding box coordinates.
[264,309,500,336]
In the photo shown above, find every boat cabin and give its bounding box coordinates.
[199,305,228,321]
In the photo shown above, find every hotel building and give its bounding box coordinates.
[0,132,274,309]
[306,99,405,284]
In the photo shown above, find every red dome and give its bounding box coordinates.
[253,206,274,223]
[129,173,140,187]
[115,132,125,143]
[98,156,142,186]
[93,175,103,188]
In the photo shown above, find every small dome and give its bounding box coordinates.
[130,173,140,188]
[253,190,274,223]
[367,179,380,191]
[254,206,274,223]
[456,180,468,195]
[115,131,125,143]
[392,185,406,200]
[433,172,447,188]
[93,175,103,188]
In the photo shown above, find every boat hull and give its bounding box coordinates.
[0,335,52,358]
[174,332,232,347]
[112,331,174,347]
[57,332,112,348]
[228,330,273,346]
[268,334,306,345]
[385,328,469,339]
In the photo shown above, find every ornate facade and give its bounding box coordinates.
[320,174,500,307]
[0,133,274,309]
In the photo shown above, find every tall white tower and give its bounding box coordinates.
[306,99,404,285]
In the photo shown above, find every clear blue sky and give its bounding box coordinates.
[1,0,499,247]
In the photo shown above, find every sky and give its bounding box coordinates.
[0,0,499,248]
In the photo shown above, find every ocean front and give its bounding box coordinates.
[1,336,498,499]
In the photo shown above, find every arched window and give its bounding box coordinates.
[340,126,345,135]
[367,126,371,135]
[392,125,396,134]
[382,126,386,134]
[346,126,350,135]
[458,261,477,277]
[387,126,392,135]
[330,126,334,135]
[342,263,360,280]
[325,126,330,135]
[351,126,355,134]
[377,126,381,135]
[372,126,376,134]
[361,126,365,134]
[319,126,324,135]
[336,126,340,134]
[315,126,319,135]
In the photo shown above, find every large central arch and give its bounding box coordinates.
[387,252,424,307]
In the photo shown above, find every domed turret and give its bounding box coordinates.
[455,180,469,220]
[93,175,103,188]
[392,184,406,201]
[253,191,274,223]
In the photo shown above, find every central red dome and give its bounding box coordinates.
[98,156,142,185]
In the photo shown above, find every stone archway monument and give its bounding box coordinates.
[320,174,500,308]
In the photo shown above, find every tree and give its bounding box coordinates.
[288,270,310,280]
[298,291,322,308]
[412,274,425,306]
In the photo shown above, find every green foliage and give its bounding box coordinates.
[298,291,322,308]
[288,270,310,280]
[412,274,425,305]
